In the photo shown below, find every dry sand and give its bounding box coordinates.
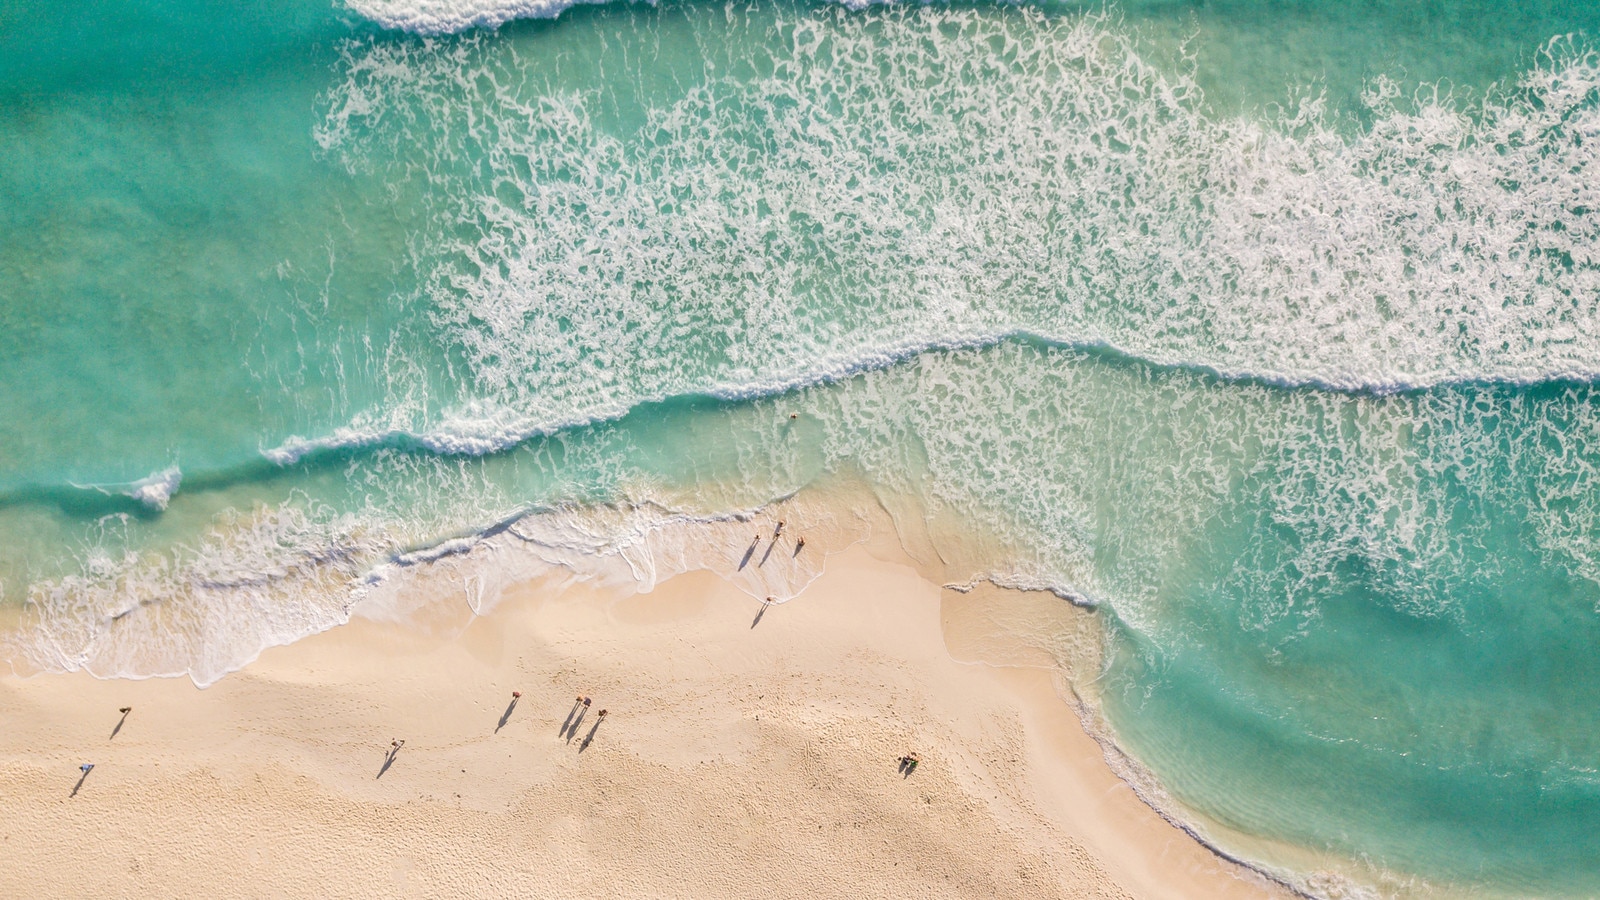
[0,531,1290,899]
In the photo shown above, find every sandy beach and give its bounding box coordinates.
[0,527,1290,899]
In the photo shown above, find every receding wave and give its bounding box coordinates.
[6,485,865,686]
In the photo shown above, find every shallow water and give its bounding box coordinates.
[7,0,1600,893]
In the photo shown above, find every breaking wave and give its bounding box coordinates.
[314,3,1600,446]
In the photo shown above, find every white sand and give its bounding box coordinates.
[0,532,1289,899]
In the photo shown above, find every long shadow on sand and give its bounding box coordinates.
[496,696,519,733]
[565,708,588,744]
[377,745,402,779]
[579,718,604,752]
[558,700,582,738]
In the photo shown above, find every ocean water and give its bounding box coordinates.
[8,0,1600,893]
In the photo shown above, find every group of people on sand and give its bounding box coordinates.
[574,695,609,721]
[754,520,805,554]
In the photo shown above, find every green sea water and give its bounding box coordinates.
[7,0,1600,894]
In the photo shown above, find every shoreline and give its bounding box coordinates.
[0,522,1290,898]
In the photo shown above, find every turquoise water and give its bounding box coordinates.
[8,0,1600,893]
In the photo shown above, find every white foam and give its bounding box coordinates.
[126,465,182,511]
[944,574,1100,609]
[67,464,184,512]
[6,479,868,686]
[8,502,378,686]
[342,0,895,34]
[345,0,632,35]
[263,400,562,465]
[261,330,1003,467]
[311,4,1600,487]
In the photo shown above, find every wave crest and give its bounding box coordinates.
[345,0,625,35]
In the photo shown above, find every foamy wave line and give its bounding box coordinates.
[262,328,1600,469]
[943,572,1101,609]
[1066,685,1340,899]
[345,0,623,34]
[375,494,863,606]
[68,465,184,512]
[345,0,890,35]
[261,331,1014,465]
[7,489,865,686]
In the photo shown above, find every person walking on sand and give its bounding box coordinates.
[794,537,805,553]
[597,709,608,719]
[582,697,592,709]
[80,763,94,775]
[773,520,784,539]
[118,706,131,714]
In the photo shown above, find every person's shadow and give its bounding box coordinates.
[496,696,520,733]
[565,708,588,744]
[70,768,92,797]
[377,744,403,779]
[558,700,582,738]
[738,538,759,571]
[751,602,770,629]
[109,708,131,740]
[579,717,605,752]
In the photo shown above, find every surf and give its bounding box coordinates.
[10,0,1600,894]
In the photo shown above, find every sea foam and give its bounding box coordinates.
[126,466,183,511]
[67,465,184,512]
[311,3,1600,489]
[7,486,864,685]
[346,0,628,35]
[343,0,887,34]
